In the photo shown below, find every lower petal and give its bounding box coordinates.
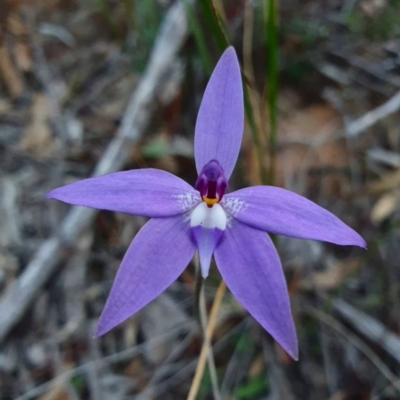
[190,202,227,278]
[214,219,298,360]
[95,215,196,337]
[191,226,224,278]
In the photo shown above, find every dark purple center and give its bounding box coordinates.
[195,160,228,204]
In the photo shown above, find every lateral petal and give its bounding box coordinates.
[194,47,244,180]
[46,168,201,217]
[222,186,366,247]
[95,215,196,337]
[214,219,298,360]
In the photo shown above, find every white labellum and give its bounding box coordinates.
[190,202,227,230]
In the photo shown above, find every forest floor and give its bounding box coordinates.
[1,0,400,399]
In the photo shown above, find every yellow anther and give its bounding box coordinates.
[202,196,219,207]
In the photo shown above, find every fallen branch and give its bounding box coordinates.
[308,304,400,394]
[332,299,400,364]
[0,0,192,343]
[347,90,400,137]
[15,322,196,400]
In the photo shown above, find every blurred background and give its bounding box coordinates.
[1,0,400,399]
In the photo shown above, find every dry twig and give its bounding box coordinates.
[332,299,400,363]
[308,304,400,395]
[15,322,196,400]
[347,90,400,137]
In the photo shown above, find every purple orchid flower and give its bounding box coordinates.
[46,47,365,360]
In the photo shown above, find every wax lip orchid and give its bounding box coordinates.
[46,47,365,360]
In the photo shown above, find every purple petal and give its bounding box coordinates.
[222,186,366,247]
[191,226,224,278]
[214,219,298,360]
[95,215,195,337]
[46,169,201,217]
[190,202,227,277]
[194,47,244,180]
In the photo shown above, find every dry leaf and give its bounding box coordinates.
[371,192,399,224]
[38,384,69,400]
[18,93,56,158]
[368,170,400,193]
[300,258,360,291]
[248,354,263,376]
[0,0,22,31]
[15,42,32,71]
[361,0,387,16]
[277,103,347,194]
[279,104,346,170]
[0,44,23,98]
[0,99,11,114]
[329,391,347,400]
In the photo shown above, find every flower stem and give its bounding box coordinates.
[194,257,203,321]
[193,257,221,399]
[199,284,222,400]
[187,279,226,400]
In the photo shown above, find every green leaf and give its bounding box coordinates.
[70,374,85,390]
[141,138,169,158]
[234,373,269,399]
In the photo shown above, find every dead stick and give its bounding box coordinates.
[333,299,400,363]
[199,284,222,400]
[347,90,400,137]
[0,0,192,343]
[308,304,400,394]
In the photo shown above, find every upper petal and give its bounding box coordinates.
[95,215,196,337]
[46,168,201,217]
[214,219,298,360]
[194,47,244,180]
[222,186,366,247]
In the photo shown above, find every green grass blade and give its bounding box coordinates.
[198,0,229,50]
[182,0,213,74]
[243,87,268,184]
[264,0,278,185]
